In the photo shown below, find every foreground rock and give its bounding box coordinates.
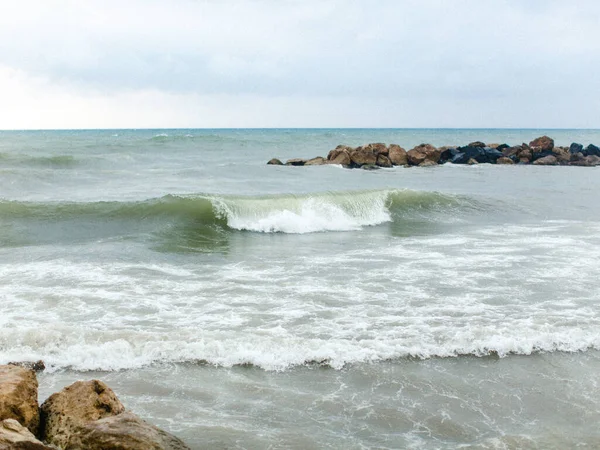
[268,136,600,169]
[0,419,53,449]
[40,380,188,450]
[0,366,39,435]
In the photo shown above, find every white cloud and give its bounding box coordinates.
[0,0,599,128]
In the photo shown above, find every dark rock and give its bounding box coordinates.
[496,144,510,151]
[529,136,554,152]
[532,149,554,162]
[533,155,558,165]
[569,143,584,154]
[502,146,520,158]
[266,158,283,165]
[453,146,502,164]
[439,147,460,164]
[468,141,486,148]
[285,158,306,166]
[7,361,45,373]
[388,144,408,166]
[376,154,392,168]
[585,144,600,157]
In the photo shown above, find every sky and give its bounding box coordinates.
[1,0,599,129]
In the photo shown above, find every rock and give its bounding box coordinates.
[533,155,558,165]
[585,144,600,157]
[468,141,486,148]
[361,164,380,170]
[487,143,501,149]
[0,419,54,449]
[453,146,502,164]
[439,147,460,164]
[569,143,584,154]
[266,158,283,165]
[529,136,554,152]
[407,144,440,166]
[552,147,570,163]
[327,150,351,166]
[376,154,392,168]
[67,411,189,450]
[502,146,520,158]
[517,146,533,163]
[349,149,377,167]
[368,143,388,156]
[327,145,353,161]
[496,144,510,151]
[40,380,125,447]
[0,365,39,435]
[7,361,45,373]
[570,155,600,167]
[570,152,585,162]
[418,160,438,167]
[496,157,515,165]
[304,157,325,166]
[467,158,478,165]
[388,144,408,166]
[285,158,306,166]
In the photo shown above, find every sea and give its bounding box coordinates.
[1,128,600,449]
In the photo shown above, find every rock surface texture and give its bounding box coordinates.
[0,366,39,435]
[0,419,53,450]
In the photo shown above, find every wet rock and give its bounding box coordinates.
[585,144,600,157]
[407,144,440,166]
[67,411,189,450]
[468,141,486,148]
[496,144,510,151]
[533,155,558,165]
[376,154,392,168]
[266,158,283,165]
[496,157,514,165]
[569,143,584,154]
[529,136,554,152]
[0,419,53,449]
[40,380,125,447]
[7,361,45,373]
[285,158,306,166]
[388,144,408,166]
[361,164,380,170]
[349,149,377,167]
[304,157,325,166]
[0,365,39,435]
[439,147,460,164]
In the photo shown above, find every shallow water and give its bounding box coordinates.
[2,129,600,448]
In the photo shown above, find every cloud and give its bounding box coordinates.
[0,0,599,128]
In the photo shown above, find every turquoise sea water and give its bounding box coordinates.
[1,129,600,448]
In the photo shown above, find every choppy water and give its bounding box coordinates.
[1,129,600,449]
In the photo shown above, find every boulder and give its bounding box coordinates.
[376,154,392,168]
[367,143,388,156]
[0,365,39,435]
[7,362,45,373]
[517,146,533,163]
[0,419,54,449]
[349,149,377,167]
[439,147,460,164]
[533,155,558,165]
[552,147,570,163]
[285,158,306,166]
[496,157,515,165]
[501,146,520,158]
[488,143,501,149]
[266,158,283,165]
[585,144,600,157]
[407,144,440,166]
[65,412,189,450]
[304,157,325,166]
[327,145,353,161]
[468,141,486,148]
[40,380,125,447]
[569,143,584,154]
[453,146,502,164]
[570,155,600,167]
[327,150,351,166]
[529,136,554,152]
[418,160,438,167]
[496,144,510,151]
[388,144,408,166]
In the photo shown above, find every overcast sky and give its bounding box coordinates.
[1,0,599,129]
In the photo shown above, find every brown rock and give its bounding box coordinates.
[327,151,351,166]
[488,143,501,149]
[0,365,39,435]
[304,157,325,166]
[40,380,125,447]
[529,136,554,152]
[407,144,440,166]
[376,154,392,168]
[0,419,53,449]
[517,147,533,163]
[284,158,306,166]
[266,158,283,165]
[502,146,520,158]
[418,160,438,167]
[496,157,515,165]
[552,147,570,163]
[388,144,408,166]
[533,155,558,165]
[349,149,377,167]
[570,155,600,166]
[67,412,189,450]
[327,145,353,161]
[468,141,486,148]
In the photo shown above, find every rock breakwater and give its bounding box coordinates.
[267,136,600,168]
[0,363,189,449]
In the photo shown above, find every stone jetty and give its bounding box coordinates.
[267,136,600,168]
[0,363,189,449]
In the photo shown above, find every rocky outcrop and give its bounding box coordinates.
[65,412,189,450]
[266,158,283,165]
[268,136,600,169]
[0,366,39,435]
[0,419,53,449]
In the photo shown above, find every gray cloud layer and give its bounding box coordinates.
[1,0,599,127]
